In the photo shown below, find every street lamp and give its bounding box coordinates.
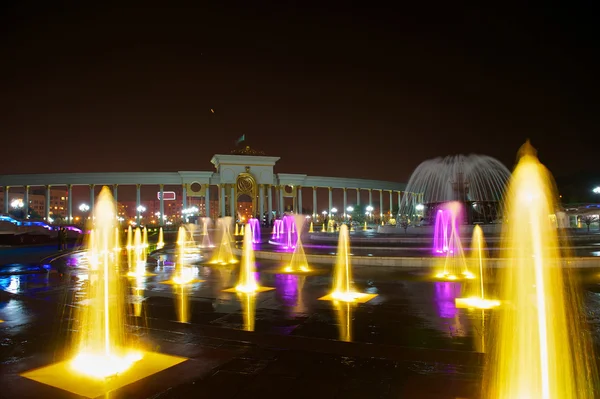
[346,206,353,219]
[593,187,600,194]
[79,203,90,212]
[366,205,374,220]
[11,199,23,209]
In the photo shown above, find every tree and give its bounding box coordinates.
[350,204,367,223]
[580,215,598,233]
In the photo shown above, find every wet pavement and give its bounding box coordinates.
[1,242,600,398]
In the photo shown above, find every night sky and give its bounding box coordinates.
[1,3,598,183]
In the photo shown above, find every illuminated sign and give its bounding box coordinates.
[157,191,176,200]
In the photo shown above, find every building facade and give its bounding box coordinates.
[0,147,413,225]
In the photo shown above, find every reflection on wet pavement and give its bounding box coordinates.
[1,247,598,398]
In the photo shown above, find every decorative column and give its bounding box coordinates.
[220,184,226,217]
[3,186,9,213]
[205,185,210,218]
[159,184,165,226]
[67,184,73,223]
[267,185,273,222]
[182,184,187,214]
[389,190,393,217]
[258,184,265,220]
[328,187,333,215]
[113,184,118,218]
[45,185,51,221]
[343,188,347,217]
[398,191,402,210]
[368,189,373,207]
[136,184,142,224]
[230,185,235,219]
[312,187,317,218]
[379,189,383,218]
[297,186,302,214]
[278,185,284,216]
[24,185,29,219]
[89,184,95,217]
[356,188,360,206]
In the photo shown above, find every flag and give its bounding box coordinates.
[235,134,245,145]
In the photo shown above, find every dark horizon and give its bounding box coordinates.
[1,4,598,182]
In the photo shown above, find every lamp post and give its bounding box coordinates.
[137,205,146,225]
[366,205,374,221]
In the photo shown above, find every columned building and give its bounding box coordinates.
[0,146,410,225]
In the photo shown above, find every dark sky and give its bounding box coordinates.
[1,3,598,182]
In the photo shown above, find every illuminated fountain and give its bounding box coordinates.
[308,221,314,233]
[433,208,450,254]
[160,226,204,323]
[223,224,273,294]
[363,221,367,231]
[239,224,245,236]
[209,217,238,265]
[21,187,186,398]
[282,214,311,273]
[484,142,597,399]
[319,224,376,303]
[199,217,214,249]
[248,217,261,244]
[434,202,474,281]
[156,227,164,250]
[268,214,298,250]
[126,226,133,271]
[455,225,500,309]
[272,219,283,239]
[234,223,240,236]
[142,226,149,251]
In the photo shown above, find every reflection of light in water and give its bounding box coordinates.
[433,281,461,318]
[333,301,353,342]
[6,276,20,294]
[237,292,256,331]
[275,274,298,306]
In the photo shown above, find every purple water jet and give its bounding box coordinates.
[268,215,298,251]
[247,218,261,244]
[432,202,462,255]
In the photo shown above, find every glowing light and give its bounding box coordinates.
[210,217,237,265]
[455,297,500,309]
[319,225,377,303]
[70,351,142,379]
[593,187,600,194]
[223,223,273,294]
[484,141,596,398]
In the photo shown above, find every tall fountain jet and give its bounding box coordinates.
[223,223,273,294]
[319,224,376,303]
[484,142,597,399]
[434,201,474,280]
[210,217,238,265]
[248,217,261,244]
[282,214,311,273]
[157,227,164,250]
[22,187,186,398]
[455,225,500,310]
[199,217,214,248]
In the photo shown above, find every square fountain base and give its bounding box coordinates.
[318,293,378,304]
[160,279,205,285]
[20,351,187,398]
[222,286,275,293]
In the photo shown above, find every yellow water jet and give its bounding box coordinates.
[455,225,500,309]
[483,142,597,399]
[234,223,240,236]
[363,221,367,231]
[223,224,273,293]
[157,227,164,250]
[21,187,187,397]
[309,222,314,233]
[319,225,376,303]
[209,217,238,265]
